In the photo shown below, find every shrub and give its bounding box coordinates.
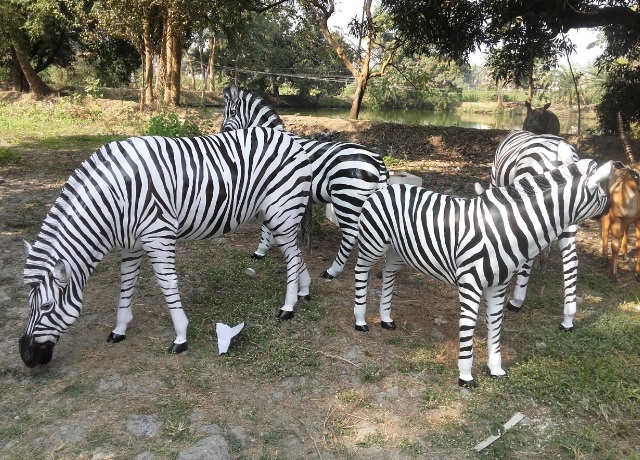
[143,112,201,137]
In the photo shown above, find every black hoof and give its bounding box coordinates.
[635,273,640,283]
[276,309,294,320]
[609,275,619,284]
[251,253,265,260]
[506,301,521,312]
[458,378,477,388]
[320,270,335,280]
[298,294,311,301]
[559,324,574,332]
[107,332,126,343]
[355,324,369,332]
[167,341,188,354]
[381,321,396,330]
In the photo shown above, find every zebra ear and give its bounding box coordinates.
[23,240,32,257]
[587,161,614,191]
[53,260,71,286]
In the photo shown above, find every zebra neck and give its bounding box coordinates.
[25,174,115,286]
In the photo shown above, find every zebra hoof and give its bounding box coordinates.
[320,270,335,280]
[107,332,126,343]
[559,324,574,332]
[381,321,396,330]
[506,301,521,312]
[276,309,294,320]
[486,368,508,379]
[251,253,265,260]
[298,294,311,301]
[167,341,188,354]
[355,324,369,332]
[458,378,477,388]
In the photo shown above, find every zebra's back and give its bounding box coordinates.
[492,130,579,187]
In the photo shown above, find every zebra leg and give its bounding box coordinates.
[107,247,145,343]
[142,236,188,353]
[354,232,390,331]
[321,201,359,280]
[252,224,274,260]
[297,256,312,300]
[506,260,533,312]
[558,225,578,331]
[484,285,507,379]
[457,279,483,388]
[378,249,404,330]
[271,232,303,320]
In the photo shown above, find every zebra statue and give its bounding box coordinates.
[354,160,613,388]
[19,128,312,368]
[221,85,388,280]
[489,130,582,331]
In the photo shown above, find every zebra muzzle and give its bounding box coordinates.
[19,334,55,368]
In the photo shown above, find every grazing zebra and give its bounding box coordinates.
[19,128,312,368]
[354,160,613,387]
[221,85,388,279]
[490,130,581,331]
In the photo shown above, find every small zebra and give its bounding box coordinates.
[354,160,613,387]
[221,85,388,279]
[490,130,581,331]
[19,128,312,368]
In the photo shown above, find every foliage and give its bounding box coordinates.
[143,112,202,137]
[596,63,640,135]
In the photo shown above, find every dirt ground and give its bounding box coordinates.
[0,111,636,459]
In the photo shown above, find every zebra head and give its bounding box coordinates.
[220,85,285,132]
[221,85,242,132]
[566,159,615,222]
[19,241,80,367]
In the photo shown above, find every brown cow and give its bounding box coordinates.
[523,101,561,135]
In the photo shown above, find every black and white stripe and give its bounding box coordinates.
[221,85,388,279]
[491,130,581,330]
[354,160,612,387]
[20,128,312,367]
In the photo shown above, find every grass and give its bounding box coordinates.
[1,95,639,459]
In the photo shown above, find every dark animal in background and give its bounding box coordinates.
[601,112,640,282]
[522,101,561,135]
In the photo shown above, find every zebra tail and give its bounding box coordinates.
[297,196,313,254]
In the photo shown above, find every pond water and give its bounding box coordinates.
[278,107,597,135]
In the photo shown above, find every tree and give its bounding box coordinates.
[0,0,81,96]
[382,1,640,101]
[302,0,400,119]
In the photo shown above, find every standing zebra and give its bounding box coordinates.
[221,85,388,279]
[354,160,613,387]
[19,128,312,368]
[490,130,582,331]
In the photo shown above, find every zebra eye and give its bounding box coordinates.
[39,302,54,313]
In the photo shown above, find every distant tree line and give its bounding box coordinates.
[0,0,638,131]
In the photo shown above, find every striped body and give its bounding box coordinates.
[491,130,581,330]
[20,128,312,367]
[221,85,388,279]
[354,160,612,387]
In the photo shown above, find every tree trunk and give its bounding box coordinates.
[10,47,29,92]
[350,75,367,120]
[207,35,216,92]
[143,16,154,105]
[11,45,54,97]
[163,10,182,106]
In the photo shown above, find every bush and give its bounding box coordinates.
[143,112,201,137]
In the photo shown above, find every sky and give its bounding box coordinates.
[327,1,604,69]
